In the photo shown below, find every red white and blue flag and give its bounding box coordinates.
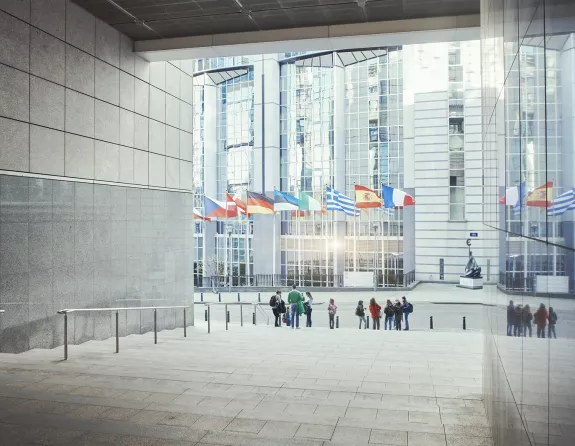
[381,185,415,209]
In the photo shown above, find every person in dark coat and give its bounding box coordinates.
[506,300,515,336]
[270,290,283,327]
[548,307,558,339]
[522,304,533,338]
[534,303,548,339]
[394,300,403,331]
[513,304,523,337]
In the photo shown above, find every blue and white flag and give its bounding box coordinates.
[326,186,360,216]
[547,188,575,216]
[273,190,299,211]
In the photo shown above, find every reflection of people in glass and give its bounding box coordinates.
[464,251,482,278]
[534,303,548,339]
[506,300,515,336]
[548,307,558,339]
[522,304,533,337]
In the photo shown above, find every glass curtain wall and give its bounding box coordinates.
[192,83,204,286]
[279,57,335,286]
[215,70,255,286]
[481,0,575,445]
[344,48,404,286]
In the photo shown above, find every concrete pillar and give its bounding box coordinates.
[201,76,218,281]
[252,55,281,276]
[333,63,346,280]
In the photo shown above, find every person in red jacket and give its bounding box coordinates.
[533,303,548,339]
[369,298,382,330]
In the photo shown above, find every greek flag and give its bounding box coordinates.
[326,186,360,216]
[547,189,575,216]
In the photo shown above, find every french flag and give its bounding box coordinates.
[382,185,416,209]
[499,183,525,207]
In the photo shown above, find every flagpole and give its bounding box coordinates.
[396,207,400,281]
[552,214,557,276]
[353,211,357,272]
[273,211,276,286]
[224,195,228,289]
[245,205,250,285]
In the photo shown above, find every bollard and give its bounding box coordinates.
[254,305,257,325]
[116,311,119,353]
[218,293,221,302]
[183,308,187,338]
[463,316,466,330]
[201,292,204,302]
[240,303,243,327]
[208,305,211,334]
[336,315,339,328]
[226,304,229,330]
[253,312,256,325]
[237,292,240,302]
[366,316,370,329]
[64,313,68,360]
[204,309,208,321]
[258,292,261,303]
[430,316,434,330]
[154,309,157,344]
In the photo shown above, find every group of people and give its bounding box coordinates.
[269,285,317,329]
[355,297,413,330]
[506,300,558,339]
[269,286,414,331]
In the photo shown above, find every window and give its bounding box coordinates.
[448,43,465,221]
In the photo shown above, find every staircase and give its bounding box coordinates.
[0,325,492,445]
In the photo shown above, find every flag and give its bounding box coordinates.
[500,183,525,206]
[326,186,360,216]
[355,185,382,208]
[204,196,237,219]
[299,191,322,211]
[526,182,553,207]
[381,185,416,209]
[547,189,575,216]
[193,208,211,222]
[291,210,308,217]
[274,190,299,211]
[247,191,275,214]
[228,193,247,214]
[378,207,395,216]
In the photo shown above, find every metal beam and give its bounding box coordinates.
[135,15,480,62]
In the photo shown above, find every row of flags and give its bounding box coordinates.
[194,185,416,220]
[500,182,575,216]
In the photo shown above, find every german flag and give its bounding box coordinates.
[247,191,275,214]
[526,182,553,208]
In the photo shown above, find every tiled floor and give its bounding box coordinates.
[0,325,492,445]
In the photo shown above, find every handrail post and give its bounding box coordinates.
[225,304,228,330]
[240,303,243,326]
[184,308,187,337]
[254,305,257,325]
[64,313,68,360]
[115,311,119,353]
[207,305,211,333]
[154,309,157,344]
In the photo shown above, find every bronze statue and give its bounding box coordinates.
[464,251,482,278]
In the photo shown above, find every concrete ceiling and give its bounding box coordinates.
[73,0,480,40]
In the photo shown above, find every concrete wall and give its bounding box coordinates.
[0,0,195,353]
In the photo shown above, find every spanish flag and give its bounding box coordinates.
[247,191,275,214]
[525,182,553,208]
[355,185,382,209]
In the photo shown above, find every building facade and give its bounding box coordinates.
[191,41,531,289]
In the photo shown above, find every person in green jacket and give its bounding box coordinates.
[288,285,303,329]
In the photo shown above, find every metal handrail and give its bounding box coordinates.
[57,305,192,360]
[0,310,4,314]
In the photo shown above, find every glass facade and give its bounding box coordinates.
[279,57,335,286]
[344,48,404,285]
[481,0,575,444]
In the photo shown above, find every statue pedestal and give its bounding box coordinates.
[458,276,483,290]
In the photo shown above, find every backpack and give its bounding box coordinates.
[407,303,413,314]
[269,296,276,307]
[280,300,286,313]
[355,305,365,317]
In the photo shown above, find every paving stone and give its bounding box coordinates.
[446,435,493,446]
[443,424,492,437]
[258,421,300,438]
[409,411,442,424]
[368,429,407,445]
[256,401,288,412]
[295,423,335,440]
[192,415,233,431]
[331,426,371,444]
[408,431,447,446]
[376,409,409,423]
[128,410,170,425]
[36,427,86,445]
[345,407,377,420]
[285,403,317,415]
[98,407,141,421]
[314,405,347,417]
[225,418,266,433]
[159,412,202,427]
[69,404,110,419]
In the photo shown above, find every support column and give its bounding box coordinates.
[333,63,346,283]
[252,55,281,276]
[201,76,218,282]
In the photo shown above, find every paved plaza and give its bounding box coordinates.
[0,321,490,445]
